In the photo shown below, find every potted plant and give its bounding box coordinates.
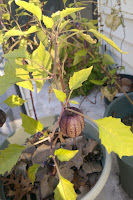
[0,0,133,200]
[104,92,133,198]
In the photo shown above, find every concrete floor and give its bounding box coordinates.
[0,82,133,200]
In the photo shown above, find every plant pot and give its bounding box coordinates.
[0,116,111,200]
[104,74,133,106]
[104,92,133,198]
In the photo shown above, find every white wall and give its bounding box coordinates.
[98,0,133,75]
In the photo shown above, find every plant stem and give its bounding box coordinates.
[30,90,38,120]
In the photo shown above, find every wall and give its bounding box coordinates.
[98,0,133,75]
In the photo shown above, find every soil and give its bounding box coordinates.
[1,132,103,200]
[121,115,133,133]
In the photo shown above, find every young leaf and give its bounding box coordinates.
[69,66,93,91]
[4,29,24,40]
[90,80,105,85]
[43,15,54,29]
[75,49,88,57]
[54,176,77,200]
[0,144,26,175]
[20,113,43,135]
[25,26,40,35]
[54,148,78,162]
[69,100,79,104]
[2,13,10,21]
[73,55,82,66]
[89,29,128,54]
[28,164,40,184]
[53,89,66,103]
[103,53,115,65]
[37,30,48,46]
[15,0,42,21]
[95,117,133,158]
[4,95,26,107]
[52,7,85,20]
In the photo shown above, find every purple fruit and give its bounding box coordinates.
[59,107,84,138]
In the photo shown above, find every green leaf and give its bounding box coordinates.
[54,148,78,162]
[30,42,52,92]
[2,13,10,21]
[69,100,79,104]
[15,0,42,21]
[59,20,70,31]
[109,69,117,76]
[63,0,67,5]
[4,29,24,40]
[20,113,43,135]
[80,33,96,44]
[43,15,54,29]
[28,164,40,184]
[52,7,85,20]
[0,60,22,95]
[53,89,66,102]
[103,53,115,65]
[25,26,40,34]
[54,176,77,200]
[73,55,82,66]
[4,95,26,107]
[89,29,128,54]
[69,66,93,90]
[95,117,133,158]
[37,30,48,46]
[3,48,30,59]
[0,144,26,175]
[90,80,105,85]
[75,49,88,56]
[16,67,33,91]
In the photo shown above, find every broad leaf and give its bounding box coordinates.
[28,164,40,184]
[69,66,93,90]
[3,48,30,59]
[53,89,66,102]
[25,26,40,34]
[4,95,26,107]
[54,176,77,200]
[0,60,22,95]
[69,100,79,104]
[20,113,43,135]
[0,144,26,175]
[95,117,133,158]
[16,67,33,91]
[89,29,128,54]
[103,53,115,65]
[15,0,42,21]
[43,15,54,29]
[37,30,48,46]
[2,13,10,21]
[54,148,78,162]
[30,42,52,92]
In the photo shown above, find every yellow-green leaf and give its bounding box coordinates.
[80,33,96,44]
[0,144,26,175]
[89,29,128,54]
[2,13,10,21]
[15,0,42,21]
[75,49,88,56]
[69,66,93,90]
[95,117,133,158]
[52,7,85,20]
[53,89,66,103]
[20,113,43,135]
[4,29,24,40]
[4,95,26,107]
[54,176,77,200]
[28,164,40,184]
[73,55,82,66]
[3,48,30,59]
[43,15,54,29]
[25,26,40,34]
[37,30,48,46]
[54,149,78,162]
[69,100,79,104]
